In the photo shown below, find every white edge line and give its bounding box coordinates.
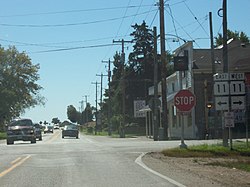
[135,152,186,187]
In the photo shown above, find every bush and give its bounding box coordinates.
[0,132,6,140]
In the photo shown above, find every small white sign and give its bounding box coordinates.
[230,73,245,80]
[215,96,229,111]
[214,73,245,81]
[213,73,229,81]
[224,112,235,128]
[134,100,146,118]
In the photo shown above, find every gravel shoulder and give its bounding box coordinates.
[142,152,250,187]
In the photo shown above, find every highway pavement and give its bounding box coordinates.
[0,130,219,187]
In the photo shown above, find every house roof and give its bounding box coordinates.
[193,39,250,73]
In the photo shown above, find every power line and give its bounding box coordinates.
[115,0,132,38]
[0,9,157,28]
[30,43,119,54]
[183,1,209,37]
[0,35,126,48]
[190,15,209,35]
[164,8,201,48]
[0,5,154,18]
[167,4,181,46]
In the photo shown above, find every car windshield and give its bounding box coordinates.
[65,125,77,130]
[9,119,33,126]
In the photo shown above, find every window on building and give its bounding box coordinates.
[172,82,175,93]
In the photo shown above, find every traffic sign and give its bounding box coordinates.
[229,73,245,80]
[214,73,245,81]
[174,90,196,112]
[230,81,245,95]
[231,96,245,110]
[224,112,235,128]
[214,82,229,95]
[215,96,229,111]
[213,73,229,81]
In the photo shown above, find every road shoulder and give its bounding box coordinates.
[142,152,250,187]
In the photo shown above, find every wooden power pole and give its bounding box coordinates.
[159,0,168,140]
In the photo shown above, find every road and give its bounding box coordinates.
[0,130,217,187]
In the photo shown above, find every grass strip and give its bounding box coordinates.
[161,142,250,172]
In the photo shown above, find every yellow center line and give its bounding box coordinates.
[45,130,60,144]
[0,155,31,178]
[11,157,21,165]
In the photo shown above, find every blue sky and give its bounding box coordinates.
[0,0,249,123]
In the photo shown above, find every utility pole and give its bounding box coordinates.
[209,12,218,140]
[102,59,112,136]
[79,100,84,113]
[209,12,216,77]
[84,95,89,124]
[92,81,100,134]
[96,73,108,105]
[79,100,84,124]
[222,0,229,148]
[96,73,108,132]
[113,39,132,138]
[159,0,168,140]
[153,26,159,141]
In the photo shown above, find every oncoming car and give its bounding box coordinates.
[6,118,36,145]
[62,124,79,139]
[44,125,54,134]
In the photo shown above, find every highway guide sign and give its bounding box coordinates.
[174,89,196,112]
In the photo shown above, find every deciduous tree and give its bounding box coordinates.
[0,46,44,129]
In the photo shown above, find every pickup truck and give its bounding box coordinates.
[6,118,36,145]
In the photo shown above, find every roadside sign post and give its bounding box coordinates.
[224,112,235,150]
[174,89,196,148]
[214,73,246,149]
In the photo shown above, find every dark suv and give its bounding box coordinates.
[34,123,42,141]
[6,118,36,145]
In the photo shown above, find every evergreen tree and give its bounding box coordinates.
[215,29,249,47]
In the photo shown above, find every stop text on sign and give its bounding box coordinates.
[175,96,195,105]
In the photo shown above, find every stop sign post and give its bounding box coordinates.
[174,89,196,149]
[174,89,196,112]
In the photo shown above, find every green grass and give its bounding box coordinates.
[208,160,250,172]
[80,127,141,138]
[162,143,250,157]
[162,142,250,172]
[0,132,6,140]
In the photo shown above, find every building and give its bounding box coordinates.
[148,39,250,140]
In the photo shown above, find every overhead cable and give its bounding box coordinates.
[30,43,119,54]
[0,5,154,18]
[0,9,157,28]
[183,1,209,37]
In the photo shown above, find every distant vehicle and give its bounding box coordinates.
[54,124,60,129]
[34,123,42,141]
[62,124,79,139]
[6,118,36,145]
[44,125,54,134]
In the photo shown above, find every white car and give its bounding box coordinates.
[54,124,60,129]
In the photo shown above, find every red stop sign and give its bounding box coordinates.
[174,90,196,112]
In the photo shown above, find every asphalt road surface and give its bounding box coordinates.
[0,130,216,187]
